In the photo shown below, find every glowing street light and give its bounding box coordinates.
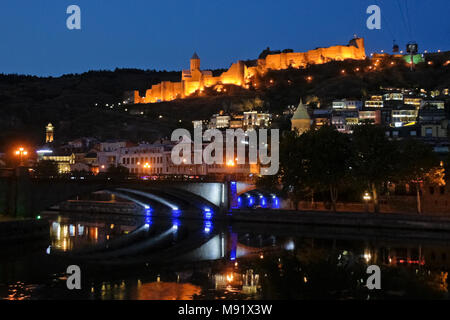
[226,160,235,167]
[143,162,151,175]
[15,147,28,166]
[363,192,371,213]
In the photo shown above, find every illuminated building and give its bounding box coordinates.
[383,92,404,101]
[332,100,362,110]
[229,118,244,129]
[205,112,271,130]
[418,107,448,139]
[118,144,169,175]
[97,141,259,180]
[365,96,384,108]
[421,124,448,138]
[45,123,54,143]
[332,109,359,134]
[291,100,311,134]
[312,109,331,128]
[421,100,445,110]
[208,114,231,129]
[391,108,418,127]
[358,110,381,124]
[192,120,206,129]
[243,111,271,129]
[134,38,366,103]
[97,141,133,172]
[404,97,422,109]
[41,153,75,174]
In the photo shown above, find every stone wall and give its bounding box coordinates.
[134,38,366,104]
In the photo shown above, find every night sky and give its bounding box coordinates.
[0,0,448,76]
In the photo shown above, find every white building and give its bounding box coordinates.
[208,114,231,129]
[332,100,362,110]
[243,111,271,129]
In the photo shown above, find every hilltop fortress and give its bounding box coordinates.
[134,37,366,104]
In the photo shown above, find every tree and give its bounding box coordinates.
[396,139,439,214]
[277,130,307,210]
[351,125,398,213]
[256,174,280,193]
[277,126,352,212]
[106,164,130,180]
[34,160,59,178]
[301,126,352,212]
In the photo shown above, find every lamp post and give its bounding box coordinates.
[15,147,28,166]
[363,192,371,213]
[226,159,237,182]
[143,162,151,175]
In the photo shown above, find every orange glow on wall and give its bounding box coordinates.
[134,38,366,104]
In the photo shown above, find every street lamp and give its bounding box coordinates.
[363,192,371,213]
[143,162,151,174]
[226,160,235,167]
[14,147,28,166]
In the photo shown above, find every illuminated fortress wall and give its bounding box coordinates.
[134,38,365,104]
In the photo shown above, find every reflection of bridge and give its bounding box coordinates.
[47,211,450,272]
[49,216,283,266]
[0,168,259,218]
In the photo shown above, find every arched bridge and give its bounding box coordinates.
[0,168,258,218]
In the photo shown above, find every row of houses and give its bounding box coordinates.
[36,139,259,180]
[193,111,272,130]
[289,89,449,154]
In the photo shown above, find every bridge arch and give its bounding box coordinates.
[2,174,233,217]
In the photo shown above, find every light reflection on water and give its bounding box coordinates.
[49,216,138,252]
[3,282,34,300]
[2,212,450,299]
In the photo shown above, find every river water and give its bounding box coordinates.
[1,211,450,300]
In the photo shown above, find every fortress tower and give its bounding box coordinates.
[190,52,200,71]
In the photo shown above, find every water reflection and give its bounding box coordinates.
[50,216,138,252]
[137,282,202,300]
[2,212,450,299]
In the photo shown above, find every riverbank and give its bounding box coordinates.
[229,209,450,233]
[0,218,49,244]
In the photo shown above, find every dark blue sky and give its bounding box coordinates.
[0,0,448,76]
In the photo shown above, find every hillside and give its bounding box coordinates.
[0,52,449,151]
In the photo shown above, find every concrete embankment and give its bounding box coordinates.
[229,210,450,233]
[0,218,49,244]
[59,200,144,215]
